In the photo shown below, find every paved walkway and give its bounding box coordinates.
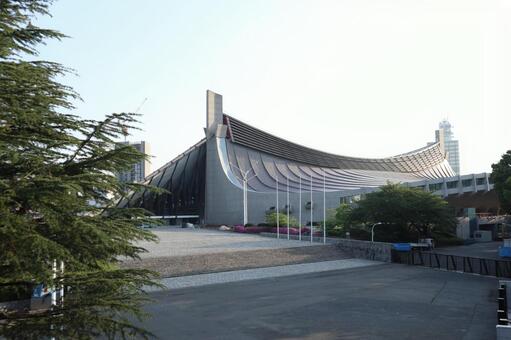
[136,227,320,259]
[143,264,497,339]
[147,258,382,291]
[434,241,503,259]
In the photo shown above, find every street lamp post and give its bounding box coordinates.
[371,222,384,242]
[229,163,256,226]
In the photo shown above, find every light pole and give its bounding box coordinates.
[299,175,302,241]
[276,176,279,238]
[323,169,326,244]
[229,163,256,226]
[310,173,313,243]
[371,222,384,242]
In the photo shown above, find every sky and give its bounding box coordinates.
[36,0,511,175]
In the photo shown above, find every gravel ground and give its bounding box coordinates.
[122,244,350,277]
[135,227,320,259]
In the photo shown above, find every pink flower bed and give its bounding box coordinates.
[269,227,302,235]
[244,226,271,234]
[233,225,246,233]
[233,226,271,233]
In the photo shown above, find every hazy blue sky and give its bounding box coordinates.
[36,0,510,174]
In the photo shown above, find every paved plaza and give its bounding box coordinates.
[130,227,498,339]
[142,264,497,340]
[136,227,320,259]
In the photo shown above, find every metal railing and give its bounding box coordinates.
[392,250,511,278]
[498,283,509,326]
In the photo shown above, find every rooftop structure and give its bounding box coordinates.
[119,91,490,225]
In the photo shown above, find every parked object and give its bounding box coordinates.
[218,225,231,231]
[474,230,492,242]
[419,238,435,249]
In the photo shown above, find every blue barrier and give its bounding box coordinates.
[499,246,511,258]
[392,243,411,252]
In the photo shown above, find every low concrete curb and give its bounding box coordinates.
[147,258,383,292]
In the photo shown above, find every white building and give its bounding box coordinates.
[116,141,151,183]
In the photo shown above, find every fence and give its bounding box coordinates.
[392,250,511,278]
[499,283,509,325]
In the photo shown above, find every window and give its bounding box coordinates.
[429,183,443,191]
[462,179,473,187]
[447,181,458,189]
[476,178,485,186]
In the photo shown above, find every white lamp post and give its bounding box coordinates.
[299,175,302,241]
[371,222,384,242]
[229,163,256,226]
[276,176,280,238]
[310,173,313,243]
[287,174,290,240]
[323,169,326,244]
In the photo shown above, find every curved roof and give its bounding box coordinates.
[224,115,452,174]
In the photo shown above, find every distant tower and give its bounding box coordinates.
[435,120,460,175]
[116,141,151,183]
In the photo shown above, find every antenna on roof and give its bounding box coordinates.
[135,97,148,114]
[122,97,148,142]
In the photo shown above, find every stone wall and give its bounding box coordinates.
[334,239,392,262]
[257,233,392,262]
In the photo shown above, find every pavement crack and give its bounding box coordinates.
[430,280,448,304]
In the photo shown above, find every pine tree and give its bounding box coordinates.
[0,1,160,338]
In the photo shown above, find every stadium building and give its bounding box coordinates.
[119,91,494,226]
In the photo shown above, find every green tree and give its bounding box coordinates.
[0,1,159,338]
[347,184,456,240]
[333,204,352,228]
[491,150,511,214]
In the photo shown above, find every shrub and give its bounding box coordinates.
[265,212,298,227]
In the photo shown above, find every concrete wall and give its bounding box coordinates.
[205,137,343,225]
[205,137,244,225]
[205,136,370,225]
[205,138,355,225]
